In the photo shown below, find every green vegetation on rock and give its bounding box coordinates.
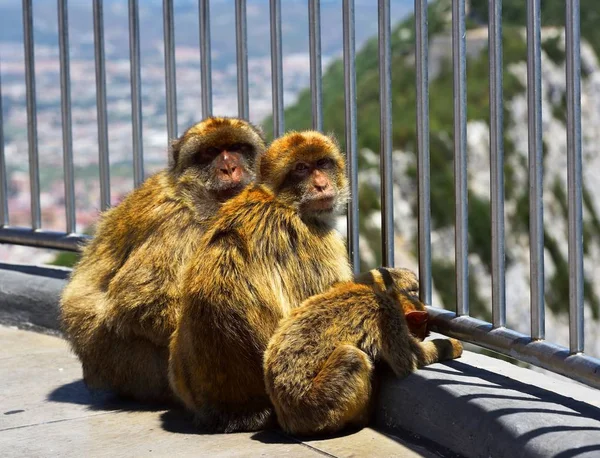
[264,0,600,321]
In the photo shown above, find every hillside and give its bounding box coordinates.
[265,0,600,357]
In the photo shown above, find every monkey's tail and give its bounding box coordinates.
[276,344,374,437]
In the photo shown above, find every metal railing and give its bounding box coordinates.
[0,0,598,390]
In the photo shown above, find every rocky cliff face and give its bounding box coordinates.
[357,26,600,358]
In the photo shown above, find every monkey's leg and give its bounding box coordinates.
[79,322,175,404]
[416,338,463,368]
[280,345,374,436]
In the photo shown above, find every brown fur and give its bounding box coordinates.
[168,131,353,432]
[60,117,266,403]
[264,267,463,437]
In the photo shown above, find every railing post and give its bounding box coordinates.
[415,0,431,304]
[308,0,323,132]
[199,0,213,118]
[235,0,249,120]
[343,0,360,274]
[489,0,506,327]
[565,0,584,354]
[270,0,284,138]
[58,0,76,234]
[129,0,144,187]
[93,0,111,211]
[379,0,394,268]
[453,0,468,315]
[163,0,178,146]
[527,0,545,340]
[22,0,41,229]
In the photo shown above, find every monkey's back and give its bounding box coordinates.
[61,171,205,351]
[264,282,385,402]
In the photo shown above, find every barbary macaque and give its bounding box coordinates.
[264,267,463,436]
[60,117,266,403]
[168,131,353,432]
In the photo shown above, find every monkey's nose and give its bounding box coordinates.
[221,165,237,176]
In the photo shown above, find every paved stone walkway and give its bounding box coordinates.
[0,325,436,457]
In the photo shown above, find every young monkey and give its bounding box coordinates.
[263,267,463,437]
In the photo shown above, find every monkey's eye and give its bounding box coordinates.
[316,158,334,169]
[206,146,221,156]
[229,143,242,151]
[294,162,310,173]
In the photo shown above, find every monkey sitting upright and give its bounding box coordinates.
[169,131,353,433]
[60,117,266,403]
[263,267,463,437]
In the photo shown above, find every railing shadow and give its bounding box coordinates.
[423,361,600,419]
[373,359,600,457]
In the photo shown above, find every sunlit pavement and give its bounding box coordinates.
[0,325,436,458]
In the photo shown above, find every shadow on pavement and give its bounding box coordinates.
[47,379,173,413]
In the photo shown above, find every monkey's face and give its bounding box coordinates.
[192,142,256,200]
[259,131,349,222]
[385,268,429,339]
[368,267,429,340]
[170,117,266,201]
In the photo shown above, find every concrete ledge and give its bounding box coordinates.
[375,350,600,458]
[2,262,600,457]
[0,262,69,334]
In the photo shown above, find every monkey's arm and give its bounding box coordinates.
[104,224,200,347]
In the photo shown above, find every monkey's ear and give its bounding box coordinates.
[169,136,184,168]
[326,131,344,155]
[405,310,428,326]
[251,123,267,143]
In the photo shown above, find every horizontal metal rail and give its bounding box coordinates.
[0,227,88,251]
[428,307,600,390]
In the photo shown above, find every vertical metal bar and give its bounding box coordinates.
[93,0,110,211]
[235,0,249,120]
[343,0,360,274]
[199,0,212,118]
[163,0,177,143]
[489,0,506,327]
[58,0,76,233]
[453,0,468,315]
[379,0,394,267]
[415,0,431,304]
[270,0,284,137]
[308,0,323,132]
[0,63,7,227]
[527,0,545,340]
[129,0,144,187]
[566,0,584,354]
[22,0,41,229]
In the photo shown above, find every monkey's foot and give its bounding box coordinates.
[193,403,275,434]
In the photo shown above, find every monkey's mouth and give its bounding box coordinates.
[214,181,246,201]
[303,196,336,212]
